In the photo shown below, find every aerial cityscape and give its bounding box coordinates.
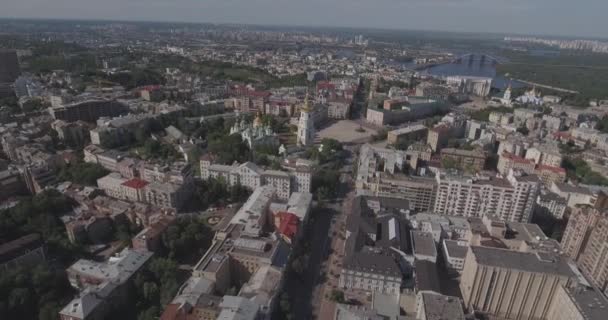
[0,8,608,320]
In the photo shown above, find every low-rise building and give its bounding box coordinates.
[0,234,46,271]
[416,291,466,320]
[339,251,402,294]
[60,249,153,320]
[387,124,428,145]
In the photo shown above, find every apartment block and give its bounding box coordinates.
[577,212,608,292]
[362,174,436,212]
[434,170,540,222]
[60,249,153,320]
[387,124,428,145]
[49,99,128,122]
[440,148,486,172]
[497,152,536,175]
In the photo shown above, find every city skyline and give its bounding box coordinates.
[2,0,607,39]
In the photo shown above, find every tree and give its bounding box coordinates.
[330,289,345,303]
[208,133,251,164]
[58,162,109,186]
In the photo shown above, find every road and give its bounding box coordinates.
[278,172,354,320]
[313,185,355,319]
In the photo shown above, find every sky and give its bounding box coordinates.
[2,0,607,38]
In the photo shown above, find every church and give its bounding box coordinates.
[230,112,279,149]
[297,94,316,146]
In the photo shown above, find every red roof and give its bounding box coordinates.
[537,164,566,174]
[277,212,299,240]
[122,178,149,189]
[502,152,534,164]
[317,81,336,91]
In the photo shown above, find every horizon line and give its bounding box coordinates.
[0,16,606,41]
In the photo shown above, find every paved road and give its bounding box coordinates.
[286,206,334,320]
[312,175,355,319]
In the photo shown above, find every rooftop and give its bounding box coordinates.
[122,178,149,189]
[412,231,437,259]
[565,286,608,320]
[470,246,576,277]
[343,251,401,277]
[420,292,466,320]
[443,240,468,259]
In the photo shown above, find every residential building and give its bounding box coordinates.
[525,145,563,167]
[387,124,428,145]
[536,192,568,219]
[547,285,608,320]
[426,125,451,152]
[405,143,433,171]
[497,152,536,175]
[460,246,578,320]
[551,183,596,207]
[132,216,175,253]
[442,239,468,274]
[562,206,602,260]
[434,170,540,222]
[51,120,90,147]
[49,99,128,122]
[362,174,436,212]
[0,234,45,271]
[145,181,192,210]
[577,212,608,291]
[535,165,567,186]
[440,148,486,172]
[59,249,153,320]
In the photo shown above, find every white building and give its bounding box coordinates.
[442,239,468,274]
[200,159,311,201]
[434,170,540,222]
[297,95,315,146]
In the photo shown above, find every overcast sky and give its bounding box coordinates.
[2,0,606,38]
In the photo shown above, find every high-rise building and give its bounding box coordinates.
[0,50,21,83]
[577,211,608,292]
[561,205,602,261]
[297,95,315,146]
[434,170,540,222]
[460,246,579,320]
[546,285,608,320]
